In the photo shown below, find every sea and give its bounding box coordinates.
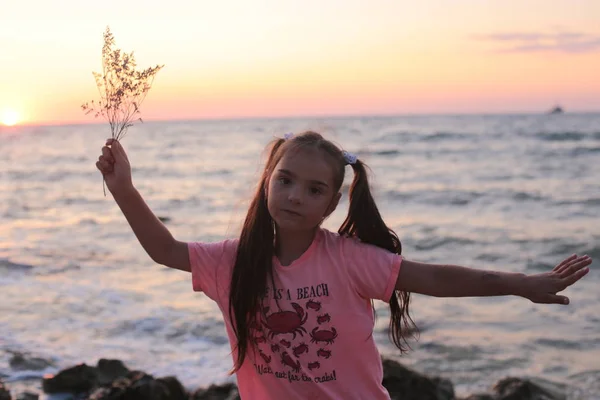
[1,114,599,399]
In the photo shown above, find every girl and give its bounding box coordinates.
[96,131,591,399]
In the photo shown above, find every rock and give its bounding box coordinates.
[381,358,455,400]
[88,387,112,400]
[156,377,188,400]
[0,379,11,400]
[87,370,188,400]
[16,393,38,400]
[190,383,240,400]
[96,359,129,386]
[37,356,572,400]
[88,371,154,400]
[121,378,171,400]
[9,353,53,371]
[548,106,564,115]
[42,363,98,394]
[493,377,566,400]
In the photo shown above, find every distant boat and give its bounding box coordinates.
[548,105,564,114]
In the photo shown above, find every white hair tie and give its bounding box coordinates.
[343,150,357,165]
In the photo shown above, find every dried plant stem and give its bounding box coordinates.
[82,26,163,195]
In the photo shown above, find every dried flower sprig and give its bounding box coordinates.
[83,26,163,195]
[82,26,163,140]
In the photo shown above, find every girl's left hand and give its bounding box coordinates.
[521,254,592,304]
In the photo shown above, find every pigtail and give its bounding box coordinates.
[228,138,284,373]
[339,160,416,353]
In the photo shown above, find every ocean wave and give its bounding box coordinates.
[518,239,597,266]
[33,264,81,276]
[372,129,469,143]
[525,260,554,271]
[169,320,229,345]
[421,131,468,141]
[571,146,600,156]
[545,242,587,258]
[203,168,233,176]
[535,131,587,141]
[579,245,600,260]
[567,370,600,400]
[372,130,413,143]
[382,190,415,202]
[0,259,34,273]
[554,197,600,206]
[359,149,402,157]
[414,236,477,251]
[475,253,504,262]
[420,342,484,358]
[511,191,546,202]
[101,314,227,345]
[534,338,584,350]
[78,218,99,225]
[383,189,484,206]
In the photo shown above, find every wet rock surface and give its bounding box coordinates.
[2,357,567,399]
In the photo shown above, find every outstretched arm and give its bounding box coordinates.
[96,139,191,272]
[395,254,591,304]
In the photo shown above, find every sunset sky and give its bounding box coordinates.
[2,0,600,126]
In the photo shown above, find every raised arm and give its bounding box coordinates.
[395,254,591,304]
[96,139,190,272]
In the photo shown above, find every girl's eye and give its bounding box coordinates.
[310,187,322,195]
[278,177,291,185]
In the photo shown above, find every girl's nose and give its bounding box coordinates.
[288,187,303,204]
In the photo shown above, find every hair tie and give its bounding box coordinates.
[283,132,294,140]
[343,150,357,165]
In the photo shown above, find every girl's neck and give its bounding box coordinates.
[275,227,318,266]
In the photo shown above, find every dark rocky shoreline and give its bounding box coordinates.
[1,353,567,400]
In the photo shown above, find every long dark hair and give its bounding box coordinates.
[228,131,416,373]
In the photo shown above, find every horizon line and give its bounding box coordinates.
[9,109,600,129]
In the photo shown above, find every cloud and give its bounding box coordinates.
[473,30,600,53]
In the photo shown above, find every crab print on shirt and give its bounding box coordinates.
[251,282,339,385]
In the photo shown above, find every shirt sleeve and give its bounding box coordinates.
[341,237,402,302]
[187,239,238,302]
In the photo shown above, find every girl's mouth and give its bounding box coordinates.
[282,209,302,217]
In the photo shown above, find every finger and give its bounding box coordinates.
[96,161,110,175]
[109,139,121,153]
[553,294,570,305]
[101,146,115,163]
[553,254,578,272]
[97,156,113,171]
[105,138,120,153]
[558,256,592,278]
[100,160,113,171]
[555,255,587,274]
[108,139,129,161]
[560,264,590,287]
[538,294,570,305]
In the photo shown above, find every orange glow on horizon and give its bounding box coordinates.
[3,1,600,126]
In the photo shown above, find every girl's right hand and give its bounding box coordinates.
[96,139,133,194]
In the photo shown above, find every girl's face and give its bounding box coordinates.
[266,148,341,233]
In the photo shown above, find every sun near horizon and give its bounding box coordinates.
[0,108,22,127]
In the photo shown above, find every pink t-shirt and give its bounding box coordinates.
[188,228,402,399]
